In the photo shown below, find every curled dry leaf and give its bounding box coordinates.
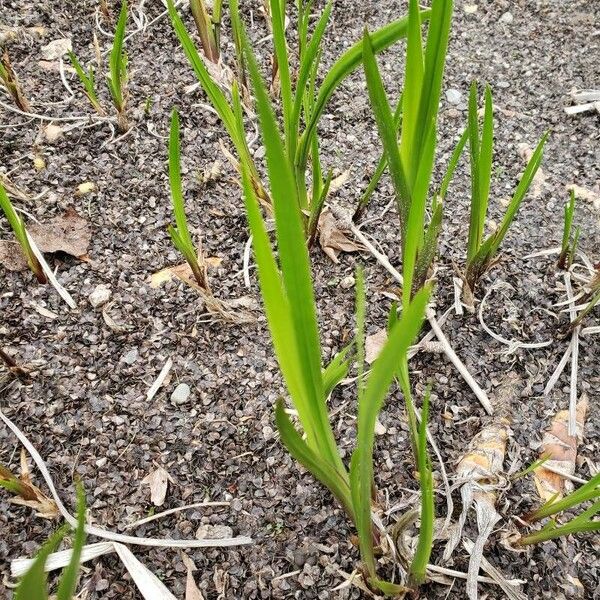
[365,328,387,364]
[181,553,205,600]
[317,208,363,263]
[28,207,91,258]
[150,259,221,289]
[533,395,588,502]
[0,449,58,519]
[142,466,174,507]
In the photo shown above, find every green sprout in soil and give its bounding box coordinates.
[168,0,427,240]
[67,50,104,115]
[107,0,129,131]
[464,82,548,293]
[0,51,31,112]
[167,108,210,290]
[0,182,47,283]
[240,20,431,593]
[15,484,86,600]
[190,0,223,63]
[558,189,577,270]
[518,472,600,545]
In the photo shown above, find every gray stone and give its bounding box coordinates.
[171,383,191,405]
[445,88,462,105]
[122,348,138,365]
[89,284,111,308]
[499,11,513,24]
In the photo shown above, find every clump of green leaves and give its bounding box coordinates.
[464,82,548,292]
[518,472,600,545]
[0,51,31,112]
[168,0,426,240]
[362,0,454,304]
[558,189,579,270]
[239,18,431,592]
[15,485,86,600]
[67,51,104,115]
[107,0,129,130]
[167,108,210,290]
[190,0,223,63]
[0,182,46,283]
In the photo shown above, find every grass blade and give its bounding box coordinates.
[108,0,127,112]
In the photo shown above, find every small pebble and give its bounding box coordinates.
[499,11,513,24]
[340,275,355,289]
[122,348,138,365]
[445,88,462,105]
[196,524,233,539]
[171,383,191,405]
[89,284,111,308]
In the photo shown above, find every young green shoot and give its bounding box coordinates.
[465,82,548,291]
[362,0,453,306]
[0,182,47,283]
[240,21,430,592]
[518,473,600,545]
[68,51,104,115]
[167,109,210,290]
[558,189,576,269]
[15,484,86,600]
[190,0,223,63]
[107,0,129,130]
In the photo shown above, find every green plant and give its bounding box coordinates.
[107,0,129,130]
[239,22,430,592]
[518,472,600,545]
[168,0,429,239]
[15,485,86,600]
[362,0,453,305]
[67,51,104,115]
[190,0,223,63]
[167,108,210,290]
[464,82,548,292]
[0,182,46,283]
[558,189,577,269]
[0,51,31,112]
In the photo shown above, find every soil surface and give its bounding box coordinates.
[1,1,599,599]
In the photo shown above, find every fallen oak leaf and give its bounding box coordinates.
[28,207,91,258]
[142,466,174,507]
[318,208,363,263]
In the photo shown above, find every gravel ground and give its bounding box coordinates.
[1,0,599,598]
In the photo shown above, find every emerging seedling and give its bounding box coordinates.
[167,108,210,291]
[68,51,104,115]
[240,21,431,592]
[15,484,86,600]
[0,182,47,283]
[464,82,548,292]
[558,189,577,269]
[107,0,129,130]
[190,0,223,63]
[518,472,600,545]
[0,51,31,112]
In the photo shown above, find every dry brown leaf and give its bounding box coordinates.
[0,449,58,519]
[141,466,173,507]
[29,207,91,258]
[0,240,28,271]
[317,208,362,263]
[365,328,387,364]
[181,553,205,600]
[329,170,351,194]
[518,143,547,198]
[1,51,30,112]
[40,38,72,60]
[150,260,220,289]
[533,395,588,502]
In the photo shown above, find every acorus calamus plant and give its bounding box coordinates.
[167,0,430,241]
[236,8,434,592]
